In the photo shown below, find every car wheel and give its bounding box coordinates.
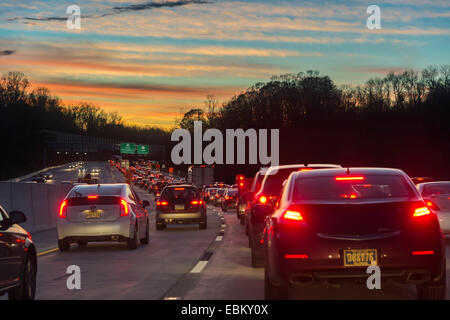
[156,223,166,230]
[417,275,446,300]
[127,225,139,250]
[264,267,289,300]
[77,241,87,247]
[140,220,150,244]
[9,253,37,300]
[58,239,70,252]
[251,238,264,268]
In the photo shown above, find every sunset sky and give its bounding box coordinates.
[0,0,449,128]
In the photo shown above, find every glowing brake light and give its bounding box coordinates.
[413,206,431,217]
[59,200,67,218]
[285,254,309,259]
[259,196,267,204]
[191,200,203,205]
[120,199,129,216]
[335,176,365,181]
[156,201,168,206]
[412,250,434,256]
[299,168,312,172]
[283,210,304,221]
[426,200,440,211]
[87,195,98,199]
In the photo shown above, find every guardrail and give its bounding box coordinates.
[0,182,73,233]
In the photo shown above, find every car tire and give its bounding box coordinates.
[77,241,87,247]
[8,253,37,300]
[127,225,139,250]
[251,238,264,268]
[156,223,166,230]
[58,239,70,252]
[140,220,150,244]
[264,267,289,300]
[417,274,446,300]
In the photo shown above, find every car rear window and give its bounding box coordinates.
[422,183,450,197]
[160,187,200,201]
[260,168,299,195]
[227,190,238,196]
[251,172,265,193]
[217,189,225,195]
[292,175,415,201]
[68,186,123,197]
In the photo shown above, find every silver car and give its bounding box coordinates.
[417,181,450,234]
[57,184,150,251]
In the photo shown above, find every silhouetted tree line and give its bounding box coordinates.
[0,72,170,179]
[177,67,450,182]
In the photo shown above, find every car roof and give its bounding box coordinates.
[265,164,342,175]
[68,183,128,196]
[293,167,406,178]
[165,184,196,188]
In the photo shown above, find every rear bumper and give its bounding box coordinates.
[156,211,205,224]
[57,217,133,240]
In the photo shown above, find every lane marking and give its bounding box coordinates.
[215,236,223,241]
[190,260,209,273]
[37,248,59,256]
[221,224,226,228]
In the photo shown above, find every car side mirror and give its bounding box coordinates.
[142,200,150,208]
[9,211,27,225]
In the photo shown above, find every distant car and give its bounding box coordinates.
[57,184,150,251]
[264,168,445,300]
[411,177,435,185]
[155,184,207,230]
[221,188,238,212]
[0,206,37,300]
[90,168,100,176]
[31,176,46,183]
[417,181,450,234]
[213,188,226,207]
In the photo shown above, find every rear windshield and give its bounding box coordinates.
[226,190,238,196]
[252,172,265,193]
[422,183,450,197]
[160,187,200,201]
[68,186,123,197]
[261,168,299,195]
[292,175,415,201]
[217,189,225,195]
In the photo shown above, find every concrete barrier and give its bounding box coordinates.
[0,182,73,233]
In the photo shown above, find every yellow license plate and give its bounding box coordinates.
[343,249,377,267]
[85,211,101,219]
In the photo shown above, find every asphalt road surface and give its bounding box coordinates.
[6,161,450,299]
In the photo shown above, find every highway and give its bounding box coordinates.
[4,161,450,300]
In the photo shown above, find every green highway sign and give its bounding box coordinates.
[137,145,149,155]
[120,143,136,154]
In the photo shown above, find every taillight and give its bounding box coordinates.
[259,195,267,204]
[413,206,431,217]
[120,199,129,216]
[157,201,168,206]
[412,250,434,256]
[283,210,304,221]
[285,254,309,259]
[425,200,440,211]
[59,200,67,218]
[88,195,98,199]
[335,176,365,181]
[191,200,203,205]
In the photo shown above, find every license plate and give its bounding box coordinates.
[343,249,377,267]
[84,211,101,219]
[175,204,185,210]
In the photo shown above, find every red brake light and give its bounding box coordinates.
[283,210,304,221]
[285,254,309,259]
[335,176,365,181]
[299,168,312,172]
[191,200,203,205]
[59,200,67,218]
[157,201,168,206]
[412,250,434,256]
[88,195,98,199]
[259,195,267,204]
[413,206,431,217]
[120,199,129,216]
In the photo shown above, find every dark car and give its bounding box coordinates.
[155,184,207,230]
[248,164,341,267]
[264,168,445,300]
[241,170,267,228]
[0,206,37,300]
[221,188,238,212]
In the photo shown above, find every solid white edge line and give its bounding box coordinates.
[190,260,209,273]
[215,236,223,241]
